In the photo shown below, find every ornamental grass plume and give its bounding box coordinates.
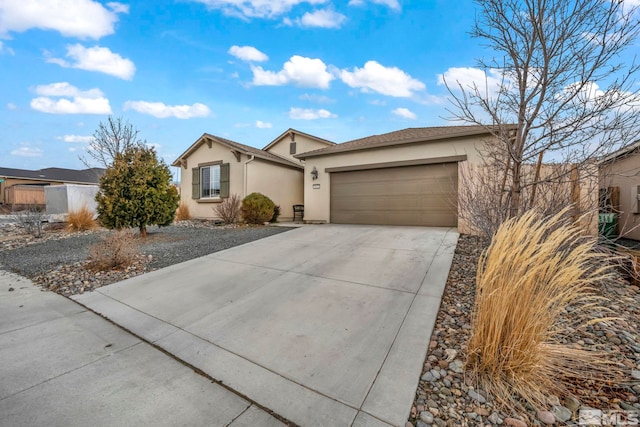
[465,209,624,410]
[66,205,97,232]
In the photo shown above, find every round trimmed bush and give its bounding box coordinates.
[241,192,275,224]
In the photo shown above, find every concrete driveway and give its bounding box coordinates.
[73,225,458,426]
[0,270,285,427]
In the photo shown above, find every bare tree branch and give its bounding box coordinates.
[80,116,146,168]
[446,0,640,224]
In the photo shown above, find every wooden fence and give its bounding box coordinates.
[4,185,46,208]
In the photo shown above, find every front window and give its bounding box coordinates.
[201,165,220,198]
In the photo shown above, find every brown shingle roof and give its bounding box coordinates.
[294,125,514,159]
[172,133,302,169]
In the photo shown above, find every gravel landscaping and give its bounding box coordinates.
[408,235,640,427]
[0,220,292,296]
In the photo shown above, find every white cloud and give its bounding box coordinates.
[189,0,327,19]
[123,101,211,119]
[252,55,334,89]
[297,9,346,28]
[33,82,104,98]
[57,134,93,143]
[11,146,43,157]
[289,107,336,120]
[31,97,112,114]
[370,99,386,106]
[0,0,128,39]
[299,93,334,103]
[256,120,272,128]
[106,2,129,13]
[392,107,417,120]
[348,0,400,10]
[0,41,15,55]
[7,102,17,110]
[30,82,111,114]
[47,44,135,80]
[340,61,425,97]
[228,45,268,62]
[437,67,503,96]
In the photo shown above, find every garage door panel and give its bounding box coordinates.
[330,163,457,227]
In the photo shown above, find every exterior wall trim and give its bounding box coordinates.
[324,155,467,173]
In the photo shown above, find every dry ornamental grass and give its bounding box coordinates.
[66,205,97,232]
[466,209,627,411]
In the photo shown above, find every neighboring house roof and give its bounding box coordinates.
[294,125,514,159]
[598,140,640,165]
[262,128,336,151]
[0,167,105,184]
[172,133,302,169]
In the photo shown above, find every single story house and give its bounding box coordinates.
[174,125,513,233]
[294,126,511,234]
[171,129,335,220]
[599,141,640,240]
[0,167,104,208]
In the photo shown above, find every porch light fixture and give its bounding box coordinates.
[311,166,318,180]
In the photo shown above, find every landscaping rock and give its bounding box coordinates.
[468,389,486,403]
[551,405,572,422]
[537,410,555,425]
[420,411,434,424]
[504,418,527,427]
[564,396,580,412]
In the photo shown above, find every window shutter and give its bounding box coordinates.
[290,142,297,155]
[192,167,200,199]
[220,163,230,198]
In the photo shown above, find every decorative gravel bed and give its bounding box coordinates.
[0,220,292,296]
[407,235,640,427]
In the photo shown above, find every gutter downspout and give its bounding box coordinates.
[243,155,255,197]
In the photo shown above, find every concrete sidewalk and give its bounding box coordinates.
[0,270,285,427]
[73,225,458,426]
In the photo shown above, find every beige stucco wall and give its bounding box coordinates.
[178,142,247,219]
[302,135,486,229]
[600,154,640,240]
[246,159,303,221]
[266,133,332,165]
[178,140,304,221]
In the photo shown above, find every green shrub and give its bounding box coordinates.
[270,205,280,223]
[241,192,275,224]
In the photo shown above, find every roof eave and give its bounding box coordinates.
[295,128,500,159]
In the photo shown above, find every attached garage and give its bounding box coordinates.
[329,162,458,227]
[295,125,509,233]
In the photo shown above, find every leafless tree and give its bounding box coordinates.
[444,0,640,224]
[80,116,146,168]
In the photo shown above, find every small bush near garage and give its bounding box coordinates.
[215,193,242,224]
[241,192,275,224]
[87,229,140,271]
[67,205,97,232]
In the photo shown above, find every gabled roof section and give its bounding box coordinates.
[171,133,302,169]
[262,128,335,151]
[599,140,640,165]
[294,125,515,159]
[0,167,105,184]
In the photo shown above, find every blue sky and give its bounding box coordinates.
[2,0,624,174]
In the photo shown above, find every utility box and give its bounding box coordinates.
[45,184,99,215]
